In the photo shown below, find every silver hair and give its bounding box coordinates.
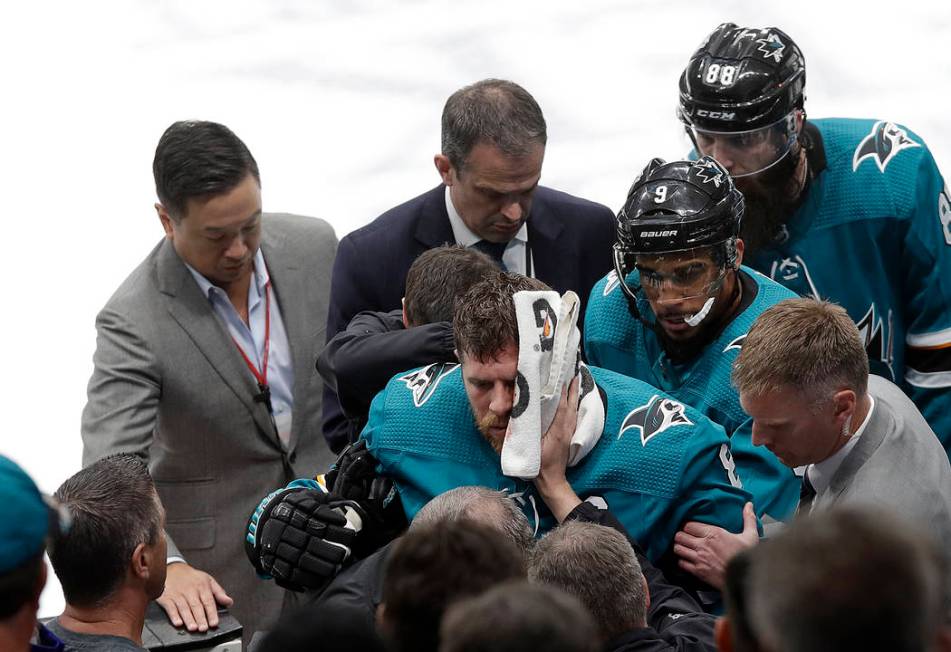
[528,521,647,641]
[411,486,534,554]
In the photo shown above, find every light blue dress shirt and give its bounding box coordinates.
[185,248,295,448]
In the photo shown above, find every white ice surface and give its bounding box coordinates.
[0,0,947,617]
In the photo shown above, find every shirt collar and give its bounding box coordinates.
[185,248,270,304]
[807,395,875,495]
[444,186,527,247]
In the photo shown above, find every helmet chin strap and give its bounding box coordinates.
[684,296,716,327]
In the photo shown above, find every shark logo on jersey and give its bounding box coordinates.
[603,270,621,296]
[756,33,786,63]
[694,159,725,187]
[852,121,921,173]
[723,334,747,353]
[399,363,460,407]
[770,255,820,300]
[618,395,693,446]
[856,304,895,381]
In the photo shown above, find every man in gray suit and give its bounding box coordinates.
[671,297,951,590]
[81,120,337,639]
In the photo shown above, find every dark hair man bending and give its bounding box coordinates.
[323,78,616,451]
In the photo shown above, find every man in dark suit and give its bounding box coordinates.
[323,78,616,451]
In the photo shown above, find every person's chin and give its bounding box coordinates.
[658,317,695,340]
[479,425,507,454]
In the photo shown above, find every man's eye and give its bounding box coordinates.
[640,270,663,286]
[674,264,706,284]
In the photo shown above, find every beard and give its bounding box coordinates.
[735,151,804,257]
[476,412,506,454]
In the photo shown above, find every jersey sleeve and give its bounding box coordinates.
[901,143,951,452]
[663,418,755,558]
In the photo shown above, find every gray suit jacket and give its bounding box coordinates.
[81,213,337,637]
[813,375,951,546]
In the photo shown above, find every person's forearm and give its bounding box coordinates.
[534,477,582,523]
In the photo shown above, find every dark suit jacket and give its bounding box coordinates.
[322,184,616,450]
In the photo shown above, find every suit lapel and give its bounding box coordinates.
[413,186,456,249]
[156,239,282,449]
[823,401,889,503]
[526,195,567,284]
[260,225,313,453]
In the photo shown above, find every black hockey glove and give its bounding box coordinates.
[245,480,363,592]
[325,440,408,556]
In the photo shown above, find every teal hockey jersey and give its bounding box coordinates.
[360,362,751,562]
[746,118,951,453]
[584,267,800,521]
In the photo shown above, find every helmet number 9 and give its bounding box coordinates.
[704,64,737,87]
[653,185,668,204]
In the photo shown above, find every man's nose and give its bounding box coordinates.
[499,198,524,222]
[224,234,249,260]
[706,142,736,173]
[488,384,514,416]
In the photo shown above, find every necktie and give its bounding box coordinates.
[472,240,508,271]
[797,471,817,515]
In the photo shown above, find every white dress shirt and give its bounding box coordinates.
[445,186,533,276]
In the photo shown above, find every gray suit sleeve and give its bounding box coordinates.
[81,304,183,559]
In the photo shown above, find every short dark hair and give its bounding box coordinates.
[49,454,161,608]
[452,272,549,361]
[153,120,260,220]
[382,520,526,652]
[404,246,499,326]
[0,552,44,620]
[722,549,762,652]
[747,507,946,652]
[440,580,599,652]
[441,79,547,171]
[529,521,647,641]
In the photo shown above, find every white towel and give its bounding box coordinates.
[501,290,605,479]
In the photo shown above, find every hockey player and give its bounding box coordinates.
[358,273,752,566]
[678,23,951,452]
[584,156,800,522]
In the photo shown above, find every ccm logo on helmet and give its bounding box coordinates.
[696,109,736,120]
[639,230,678,238]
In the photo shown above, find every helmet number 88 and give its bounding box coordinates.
[704,64,736,86]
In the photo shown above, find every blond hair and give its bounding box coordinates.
[732,298,868,404]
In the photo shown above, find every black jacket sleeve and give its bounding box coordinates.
[565,501,717,652]
[317,310,456,429]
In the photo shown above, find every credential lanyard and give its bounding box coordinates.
[232,281,273,414]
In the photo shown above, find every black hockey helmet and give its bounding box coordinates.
[616,156,744,259]
[678,23,805,133]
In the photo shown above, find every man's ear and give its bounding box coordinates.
[131,542,151,582]
[832,389,857,428]
[33,560,48,603]
[434,154,455,187]
[155,203,175,239]
[401,298,411,329]
[733,238,745,269]
[375,602,388,633]
[715,617,734,652]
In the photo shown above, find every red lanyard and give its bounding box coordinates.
[232,281,272,407]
